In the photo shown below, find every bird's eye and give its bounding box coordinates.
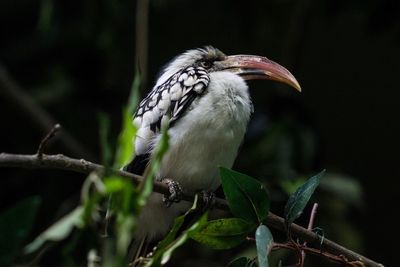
[200,61,212,69]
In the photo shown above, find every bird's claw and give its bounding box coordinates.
[162,178,183,207]
[198,191,216,211]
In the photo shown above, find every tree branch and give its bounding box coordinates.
[36,124,61,159]
[272,242,365,267]
[0,153,384,267]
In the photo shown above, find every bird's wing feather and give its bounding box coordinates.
[124,66,210,175]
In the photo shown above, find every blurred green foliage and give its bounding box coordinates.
[0,197,40,266]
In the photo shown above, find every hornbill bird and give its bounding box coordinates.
[125,46,301,245]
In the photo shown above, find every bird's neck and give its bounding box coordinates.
[207,71,253,124]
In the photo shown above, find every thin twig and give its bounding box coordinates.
[0,153,384,267]
[301,203,319,266]
[307,203,319,232]
[272,242,365,267]
[36,124,61,159]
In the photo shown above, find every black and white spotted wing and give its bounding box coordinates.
[124,66,210,175]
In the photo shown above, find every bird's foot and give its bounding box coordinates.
[197,190,216,212]
[161,178,183,207]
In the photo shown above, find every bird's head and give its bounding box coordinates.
[156,46,301,92]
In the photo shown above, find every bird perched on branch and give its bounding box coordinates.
[125,46,301,244]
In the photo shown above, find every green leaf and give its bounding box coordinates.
[153,205,190,252]
[104,176,134,211]
[103,175,138,260]
[114,108,137,169]
[219,167,270,224]
[189,218,254,249]
[227,257,256,267]
[25,206,84,254]
[137,125,169,208]
[80,172,106,225]
[160,213,207,265]
[104,176,129,193]
[284,170,326,226]
[105,176,136,215]
[0,196,41,266]
[116,214,136,256]
[255,225,273,267]
[144,196,203,267]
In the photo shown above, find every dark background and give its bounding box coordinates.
[0,0,399,266]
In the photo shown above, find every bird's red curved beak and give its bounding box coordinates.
[219,55,301,92]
